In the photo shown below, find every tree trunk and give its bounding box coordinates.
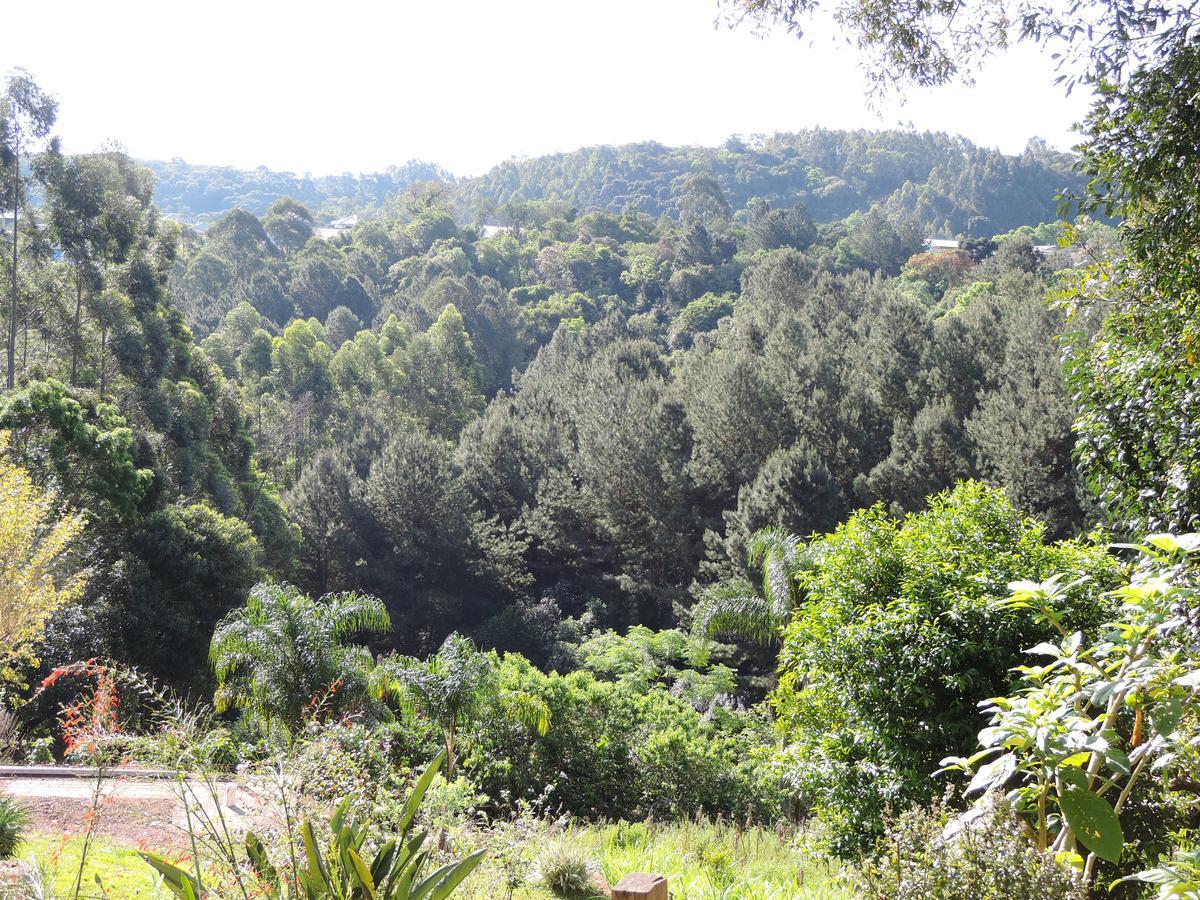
[99,324,108,395]
[446,723,456,781]
[70,274,82,385]
[7,166,18,391]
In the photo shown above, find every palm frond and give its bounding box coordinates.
[323,591,392,640]
[208,581,391,735]
[748,526,802,615]
[501,689,551,736]
[693,579,779,645]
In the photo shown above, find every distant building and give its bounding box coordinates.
[314,214,359,240]
[478,224,509,238]
[924,238,961,252]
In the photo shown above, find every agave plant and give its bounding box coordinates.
[142,750,484,899]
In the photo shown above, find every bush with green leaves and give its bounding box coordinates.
[288,719,416,818]
[0,794,29,859]
[573,625,737,708]
[371,634,550,782]
[943,533,1200,890]
[469,653,782,821]
[856,797,1085,899]
[770,482,1120,854]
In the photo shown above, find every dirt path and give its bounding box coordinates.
[1,773,246,851]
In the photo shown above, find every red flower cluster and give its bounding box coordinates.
[42,659,122,757]
[305,676,346,721]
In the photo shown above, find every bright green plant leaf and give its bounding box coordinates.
[1061,786,1124,864]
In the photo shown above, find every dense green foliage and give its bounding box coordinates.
[857,800,1086,899]
[455,131,1084,237]
[470,647,779,821]
[768,483,1119,852]
[142,130,1084,239]
[942,535,1200,888]
[1061,37,1200,536]
[162,187,1093,669]
[0,82,1114,695]
[145,158,451,226]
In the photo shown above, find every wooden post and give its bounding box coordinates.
[613,873,668,899]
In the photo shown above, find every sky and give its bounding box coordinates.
[9,0,1093,177]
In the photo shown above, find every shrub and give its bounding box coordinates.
[290,718,407,809]
[857,798,1085,899]
[537,837,595,897]
[773,482,1120,854]
[943,533,1200,890]
[470,653,782,821]
[0,795,29,859]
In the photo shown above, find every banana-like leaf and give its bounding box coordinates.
[383,834,427,895]
[411,853,485,900]
[397,750,446,835]
[428,850,487,900]
[330,797,349,835]
[371,839,398,886]
[140,851,202,899]
[388,849,428,897]
[246,830,279,886]
[302,820,332,890]
[346,846,377,897]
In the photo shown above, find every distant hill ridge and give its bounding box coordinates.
[146,129,1083,236]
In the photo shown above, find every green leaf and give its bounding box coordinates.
[1060,786,1124,864]
[1145,534,1183,553]
[429,850,487,900]
[1144,534,1200,554]
[246,831,278,885]
[346,847,377,897]
[139,852,202,899]
[1105,747,1132,776]
[1025,641,1061,657]
[1055,850,1084,873]
[1059,767,1089,791]
[398,749,445,835]
[1059,751,1091,768]
[1150,697,1184,737]
[371,839,398,887]
[967,752,1016,795]
[302,820,332,889]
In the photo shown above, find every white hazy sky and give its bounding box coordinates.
[10,0,1092,177]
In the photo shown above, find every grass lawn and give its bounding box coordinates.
[13,833,169,898]
[10,820,852,899]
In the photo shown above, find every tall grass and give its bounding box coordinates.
[457,817,853,899]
